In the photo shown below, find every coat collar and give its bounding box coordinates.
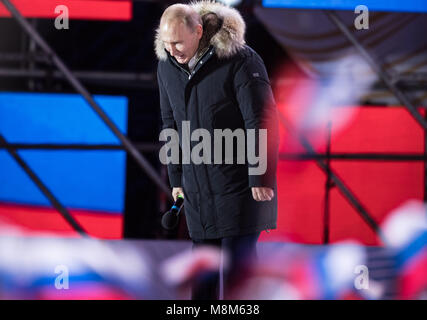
[154,0,246,61]
[168,45,215,80]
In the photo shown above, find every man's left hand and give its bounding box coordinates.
[251,187,274,201]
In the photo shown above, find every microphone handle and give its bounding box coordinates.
[171,194,184,215]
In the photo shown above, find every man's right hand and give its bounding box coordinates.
[172,187,184,201]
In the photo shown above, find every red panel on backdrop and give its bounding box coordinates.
[260,106,424,245]
[329,107,424,245]
[261,160,326,244]
[331,107,424,153]
[0,0,132,21]
[330,161,424,245]
[0,202,123,239]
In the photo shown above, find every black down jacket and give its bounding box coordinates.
[155,1,279,239]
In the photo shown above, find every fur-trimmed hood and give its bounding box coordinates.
[154,1,246,61]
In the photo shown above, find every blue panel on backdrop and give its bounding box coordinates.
[262,0,427,13]
[0,93,128,213]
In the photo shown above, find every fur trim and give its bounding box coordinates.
[154,0,246,61]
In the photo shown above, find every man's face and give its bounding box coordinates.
[160,20,202,65]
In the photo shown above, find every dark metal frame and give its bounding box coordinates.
[2,143,426,160]
[325,11,427,130]
[0,68,156,89]
[0,143,161,152]
[323,120,332,244]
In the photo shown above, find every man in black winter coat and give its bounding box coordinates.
[155,1,279,299]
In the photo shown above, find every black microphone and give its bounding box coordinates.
[161,194,184,230]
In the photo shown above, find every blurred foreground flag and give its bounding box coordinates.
[382,200,427,299]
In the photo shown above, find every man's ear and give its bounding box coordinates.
[196,24,203,40]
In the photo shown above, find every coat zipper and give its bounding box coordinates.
[171,46,212,79]
[189,49,218,235]
[169,46,216,237]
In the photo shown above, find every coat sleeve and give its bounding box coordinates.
[233,54,280,189]
[157,65,182,188]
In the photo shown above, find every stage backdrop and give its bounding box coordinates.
[0,92,128,238]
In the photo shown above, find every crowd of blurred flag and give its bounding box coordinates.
[0,200,426,299]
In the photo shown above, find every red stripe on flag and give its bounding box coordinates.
[0,0,132,21]
[0,202,123,239]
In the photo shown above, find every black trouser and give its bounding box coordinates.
[190,232,261,300]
